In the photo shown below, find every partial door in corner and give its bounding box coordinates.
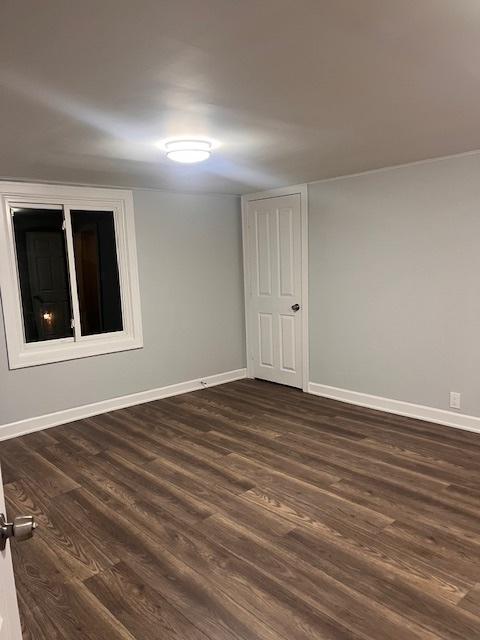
[245,193,304,388]
[0,465,23,640]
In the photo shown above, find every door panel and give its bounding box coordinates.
[278,207,295,296]
[279,314,296,372]
[255,210,272,296]
[0,466,22,640]
[247,194,303,388]
[258,313,274,367]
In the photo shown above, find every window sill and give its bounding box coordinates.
[10,334,143,369]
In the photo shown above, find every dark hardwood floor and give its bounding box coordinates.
[1,379,480,639]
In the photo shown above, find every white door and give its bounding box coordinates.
[246,193,304,388]
[0,465,23,640]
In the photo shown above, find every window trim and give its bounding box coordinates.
[0,182,143,369]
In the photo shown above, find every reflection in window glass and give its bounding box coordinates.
[12,208,73,343]
[71,210,123,336]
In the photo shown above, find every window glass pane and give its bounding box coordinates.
[12,208,73,343]
[71,210,123,336]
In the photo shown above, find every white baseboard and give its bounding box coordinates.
[0,368,247,442]
[308,382,480,434]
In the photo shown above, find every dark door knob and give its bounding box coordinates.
[291,303,300,312]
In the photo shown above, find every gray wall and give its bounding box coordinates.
[5,151,480,425]
[309,152,480,416]
[0,189,245,425]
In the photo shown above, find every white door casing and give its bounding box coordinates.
[0,465,22,640]
[243,187,308,389]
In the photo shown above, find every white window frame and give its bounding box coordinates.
[0,181,143,369]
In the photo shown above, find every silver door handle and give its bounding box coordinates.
[291,303,300,312]
[0,513,37,550]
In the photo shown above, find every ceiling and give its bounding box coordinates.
[1,0,480,195]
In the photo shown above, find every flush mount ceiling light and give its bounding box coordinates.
[165,139,212,163]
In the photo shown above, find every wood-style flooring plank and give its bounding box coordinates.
[198,513,445,640]
[1,379,480,639]
[85,561,211,640]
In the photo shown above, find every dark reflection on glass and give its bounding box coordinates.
[71,210,123,336]
[12,208,73,343]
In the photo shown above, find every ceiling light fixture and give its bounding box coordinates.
[165,139,212,163]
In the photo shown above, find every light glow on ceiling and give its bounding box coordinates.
[164,139,212,163]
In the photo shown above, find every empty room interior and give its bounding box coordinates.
[2,1,480,638]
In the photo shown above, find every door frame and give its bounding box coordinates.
[241,184,309,392]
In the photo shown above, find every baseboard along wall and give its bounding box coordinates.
[2,370,479,442]
[308,381,480,434]
[0,368,247,442]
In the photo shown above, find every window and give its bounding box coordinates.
[0,183,143,368]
